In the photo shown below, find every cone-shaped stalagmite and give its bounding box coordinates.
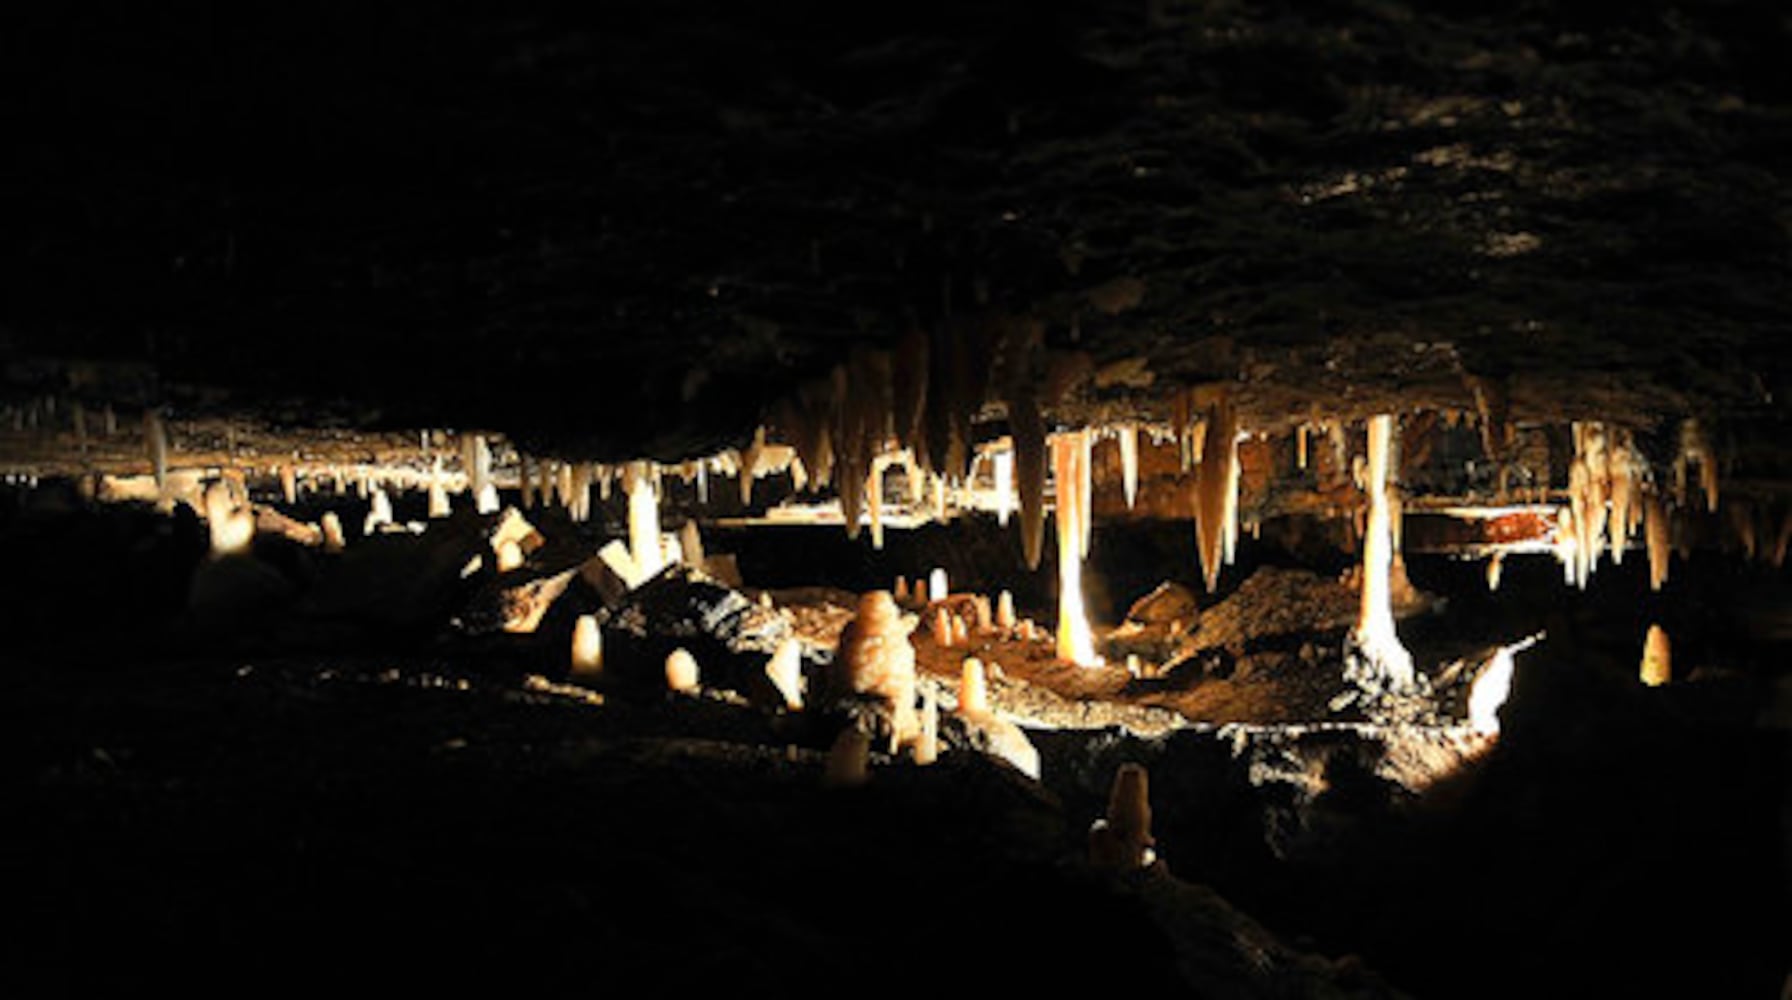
[571,615,603,677]
[1640,625,1671,686]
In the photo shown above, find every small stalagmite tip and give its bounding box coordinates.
[665,648,701,693]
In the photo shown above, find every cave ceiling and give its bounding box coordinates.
[4,0,1789,463]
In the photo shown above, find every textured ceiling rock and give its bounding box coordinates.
[4,0,1788,459]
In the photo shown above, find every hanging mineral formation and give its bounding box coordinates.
[1192,396,1239,593]
[992,446,1014,527]
[1118,423,1139,510]
[1051,430,1101,666]
[1645,495,1671,591]
[1010,391,1047,570]
[1345,414,1416,693]
[626,461,664,581]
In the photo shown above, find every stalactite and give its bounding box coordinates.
[1675,419,1720,513]
[144,409,168,494]
[1645,495,1670,591]
[679,519,705,570]
[1345,414,1416,694]
[1011,391,1047,570]
[1192,396,1238,593]
[893,328,929,457]
[739,426,766,506]
[1052,429,1100,666]
[992,446,1014,527]
[867,456,886,550]
[626,461,664,581]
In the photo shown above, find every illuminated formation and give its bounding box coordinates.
[955,657,1041,780]
[1345,414,1417,694]
[1118,422,1139,510]
[1051,429,1101,666]
[1192,394,1240,593]
[665,648,700,693]
[1640,625,1671,687]
[570,615,603,677]
[1088,763,1155,870]
[764,638,804,711]
[203,479,255,558]
[625,461,665,581]
[830,591,922,748]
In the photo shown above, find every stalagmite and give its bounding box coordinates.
[992,447,1014,527]
[1645,495,1671,591]
[932,607,953,647]
[1345,414,1416,694]
[1296,423,1309,470]
[1052,430,1101,666]
[1118,423,1139,510]
[476,482,499,514]
[959,657,990,716]
[1640,625,1671,687]
[626,462,664,581]
[571,615,603,677]
[830,591,921,746]
[995,590,1016,631]
[280,464,298,506]
[320,512,346,553]
[913,687,939,766]
[914,580,929,605]
[1193,397,1239,593]
[951,614,969,646]
[203,480,255,557]
[364,486,393,535]
[1011,392,1047,570]
[973,595,993,633]
[765,638,804,711]
[929,568,949,601]
[665,648,700,693]
[1089,763,1155,870]
[894,576,909,603]
[823,729,871,788]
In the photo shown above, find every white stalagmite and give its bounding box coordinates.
[571,615,603,677]
[959,657,990,716]
[1118,423,1139,510]
[477,482,500,514]
[1640,624,1671,687]
[928,567,949,601]
[995,590,1016,631]
[320,512,346,553]
[1052,429,1101,666]
[364,486,394,535]
[626,461,665,581]
[203,480,255,557]
[1345,414,1416,693]
[665,648,700,693]
[992,446,1015,527]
